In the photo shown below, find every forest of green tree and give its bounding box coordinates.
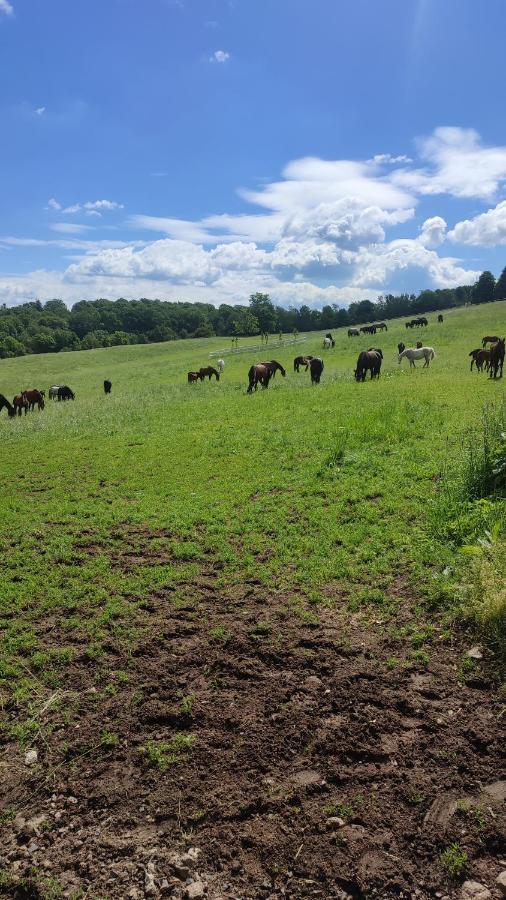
[0,267,505,359]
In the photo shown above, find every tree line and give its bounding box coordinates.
[0,267,505,359]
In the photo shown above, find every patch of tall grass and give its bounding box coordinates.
[434,399,506,669]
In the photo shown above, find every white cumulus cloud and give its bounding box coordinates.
[448,201,506,246]
[0,0,14,16]
[419,216,447,248]
[210,50,230,63]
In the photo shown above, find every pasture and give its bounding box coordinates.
[0,304,505,899]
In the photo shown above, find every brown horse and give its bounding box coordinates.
[294,355,313,372]
[188,371,202,383]
[0,394,15,417]
[489,339,505,379]
[198,366,220,381]
[360,325,377,335]
[469,349,490,372]
[375,322,388,331]
[355,349,383,381]
[348,328,360,337]
[13,394,29,416]
[482,335,500,347]
[24,389,45,410]
[247,360,286,393]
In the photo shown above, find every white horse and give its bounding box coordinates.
[49,384,60,400]
[323,337,332,349]
[398,347,436,368]
[217,358,225,373]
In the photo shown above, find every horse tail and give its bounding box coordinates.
[431,349,436,359]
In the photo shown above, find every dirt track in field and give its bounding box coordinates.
[1,552,505,899]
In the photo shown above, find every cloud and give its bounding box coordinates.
[448,201,506,246]
[209,50,230,63]
[0,0,13,15]
[371,154,413,165]
[45,198,123,215]
[391,127,506,199]
[35,106,46,116]
[50,223,93,235]
[418,216,447,248]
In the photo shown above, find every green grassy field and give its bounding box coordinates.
[0,304,505,898]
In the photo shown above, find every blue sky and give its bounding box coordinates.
[1,0,506,308]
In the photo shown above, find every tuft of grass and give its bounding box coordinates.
[141,733,196,770]
[440,843,468,879]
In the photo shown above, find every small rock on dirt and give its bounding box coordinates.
[24,749,38,766]
[466,646,483,659]
[185,882,205,899]
[496,871,506,897]
[461,881,492,900]
[145,868,157,895]
[326,817,345,829]
[303,675,322,692]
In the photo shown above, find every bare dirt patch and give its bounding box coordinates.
[0,553,504,899]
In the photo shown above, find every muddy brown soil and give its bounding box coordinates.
[1,555,504,899]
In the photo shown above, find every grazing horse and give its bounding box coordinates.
[49,385,60,400]
[482,335,500,348]
[398,347,436,368]
[355,349,383,381]
[323,337,332,349]
[489,338,505,379]
[375,322,388,332]
[469,349,490,372]
[309,357,324,384]
[104,380,112,394]
[438,314,444,323]
[217,359,225,374]
[247,360,285,393]
[13,393,29,416]
[398,341,405,354]
[294,355,313,372]
[0,394,16,417]
[360,325,377,335]
[188,371,202,383]
[348,328,360,337]
[325,333,335,347]
[58,385,75,401]
[23,389,45,411]
[198,366,220,381]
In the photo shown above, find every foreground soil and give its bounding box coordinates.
[1,551,505,899]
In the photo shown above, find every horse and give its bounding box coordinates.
[198,366,220,381]
[355,349,382,381]
[375,322,388,332]
[247,360,285,393]
[360,325,377,335]
[188,371,202,383]
[49,385,60,400]
[294,355,313,373]
[398,347,436,368]
[348,328,360,337]
[469,349,490,372]
[405,321,414,329]
[13,394,29,416]
[438,314,444,323]
[309,357,324,384]
[489,338,505,379]
[323,337,332,349]
[0,394,15,417]
[398,342,405,354]
[482,335,500,348]
[217,359,225,374]
[104,380,112,394]
[58,386,75,401]
[23,389,45,411]
[325,333,335,347]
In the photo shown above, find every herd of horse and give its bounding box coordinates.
[1,326,505,420]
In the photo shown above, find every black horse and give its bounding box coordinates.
[309,357,324,384]
[438,314,444,323]
[104,380,112,394]
[58,386,75,401]
[0,394,16,417]
[355,349,383,381]
[398,341,405,354]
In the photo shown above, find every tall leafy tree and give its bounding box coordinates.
[472,270,496,305]
[249,293,278,333]
[494,266,506,300]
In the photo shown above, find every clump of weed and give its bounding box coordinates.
[440,843,468,878]
[100,729,119,750]
[249,621,272,639]
[141,733,195,770]
[208,625,229,642]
